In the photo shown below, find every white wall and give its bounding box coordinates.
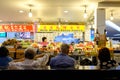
[35,31,83,43]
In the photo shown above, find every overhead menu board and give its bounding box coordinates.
[0,24,33,32]
[37,25,85,32]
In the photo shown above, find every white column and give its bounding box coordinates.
[94,8,106,35]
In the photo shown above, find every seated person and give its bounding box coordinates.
[9,47,50,70]
[50,43,76,69]
[98,47,118,70]
[0,46,13,69]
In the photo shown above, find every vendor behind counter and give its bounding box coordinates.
[40,37,49,47]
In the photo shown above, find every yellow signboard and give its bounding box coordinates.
[37,25,85,32]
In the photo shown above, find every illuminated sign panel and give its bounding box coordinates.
[0,32,7,37]
[0,25,33,32]
[37,25,85,32]
[90,28,95,41]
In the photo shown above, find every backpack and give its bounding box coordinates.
[80,58,92,65]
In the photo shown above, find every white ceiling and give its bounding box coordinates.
[0,0,103,23]
[0,0,120,23]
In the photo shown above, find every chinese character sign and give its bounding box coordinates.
[37,25,85,32]
[0,25,33,32]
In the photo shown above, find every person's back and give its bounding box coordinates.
[50,53,75,69]
[0,46,13,69]
[9,47,49,70]
[98,47,118,70]
[0,57,12,67]
[50,43,76,69]
[99,60,117,69]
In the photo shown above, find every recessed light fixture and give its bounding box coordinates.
[0,20,2,22]
[114,34,120,36]
[19,10,24,13]
[106,20,120,32]
[64,10,68,13]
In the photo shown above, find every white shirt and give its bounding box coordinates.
[9,54,49,70]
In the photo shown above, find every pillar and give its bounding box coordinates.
[94,8,106,48]
[94,8,106,34]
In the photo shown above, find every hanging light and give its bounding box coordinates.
[84,11,87,18]
[28,9,32,17]
[28,4,33,17]
[84,5,87,18]
[58,18,61,28]
[110,10,114,20]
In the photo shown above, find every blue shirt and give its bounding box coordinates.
[50,53,75,69]
[0,56,13,68]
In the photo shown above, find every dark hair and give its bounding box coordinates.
[71,42,74,45]
[24,48,36,59]
[98,47,111,62]
[60,43,70,54]
[0,46,9,57]
[42,37,47,42]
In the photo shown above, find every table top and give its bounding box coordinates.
[47,65,120,70]
[47,65,99,70]
[74,65,99,70]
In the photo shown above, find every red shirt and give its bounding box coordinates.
[69,45,74,52]
[40,42,49,47]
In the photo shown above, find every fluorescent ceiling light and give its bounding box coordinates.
[114,34,120,36]
[0,20,2,22]
[106,20,120,32]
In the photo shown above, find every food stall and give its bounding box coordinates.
[0,24,34,59]
[35,25,85,54]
